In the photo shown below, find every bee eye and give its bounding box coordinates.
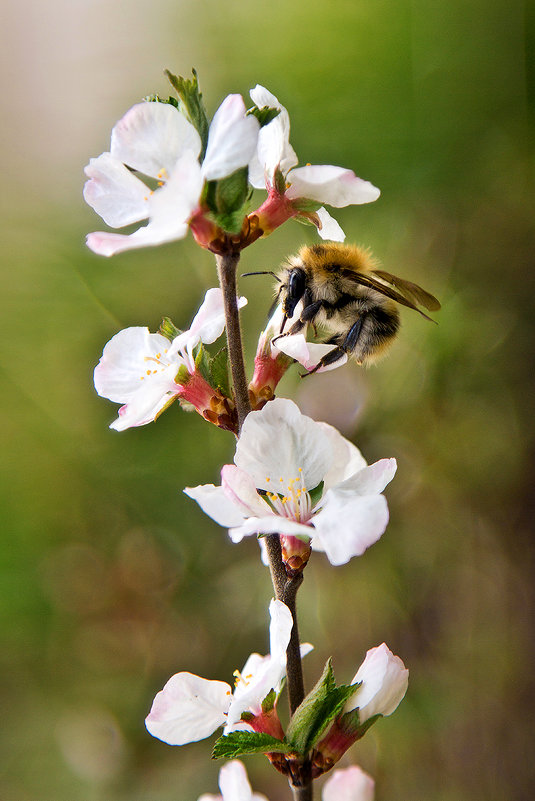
[288,269,305,301]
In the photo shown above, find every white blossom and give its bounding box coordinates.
[84,96,259,256]
[185,398,396,566]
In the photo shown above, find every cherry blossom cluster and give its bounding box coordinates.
[84,74,379,257]
[86,71,408,800]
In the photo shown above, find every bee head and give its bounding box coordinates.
[282,266,306,319]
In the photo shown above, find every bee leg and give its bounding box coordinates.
[303,318,364,376]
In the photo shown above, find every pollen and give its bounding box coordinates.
[261,467,313,524]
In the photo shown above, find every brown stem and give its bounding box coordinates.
[216,252,312,800]
[215,252,251,433]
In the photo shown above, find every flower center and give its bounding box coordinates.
[262,468,313,524]
[233,669,253,689]
[139,350,170,380]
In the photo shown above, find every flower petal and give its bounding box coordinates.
[228,515,314,543]
[273,335,348,373]
[83,152,150,227]
[317,423,368,490]
[221,465,268,518]
[111,101,201,178]
[312,492,389,565]
[249,85,297,188]
[286,165,380,207]
[93,327,176,403]
[336,458,397,496]
[218,760,256,801]
[145,672,231,745]
[322,765,375,801]
[86,150,203,256]
[227,600,294,725]
[184,483,249,528]
[235,398,333,493]
[169,289,248,357]
[109,388,178,431]
[202,94,260,181]
[315,207,345,242]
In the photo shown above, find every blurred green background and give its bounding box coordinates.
[1,0,534,799]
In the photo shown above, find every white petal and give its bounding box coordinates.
[86,150,203,256]
[315,207,345,242]
[235,398,333,493]
[229,515,314,543]
[218,761,254,801]
[317,423,368,490]
[268,599,293,667]
[312,492,389,565]
[170,289,248,356]
[145,672,231,745]
[286,165,380,207]
[111,101,201,178]
[322,766,375,801]
[221,465,269,518]
[109,387,178,431]
[249,85,297,187]
[184,483,248,528]
[274,335,347,373]
[346,644,409,722]
[335,458,397,496]
[202,94,260,181]
[83,153,150,227]
[227,604,291,725]
[93,328,176,403]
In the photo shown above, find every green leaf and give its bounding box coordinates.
[340,708,381,740]
[144,94,179,108]
[209,347,231,398]
[164,68,209,158]
[159,316,182,342]
[261,688,277,714]
[286,659,357,755]
[248,105,281,127]
[194,343,213,386]
[308,481,324,508]
[212,208,248,236]
[290,198,322,214]
[212,731,289,760]
[214,167,249,215]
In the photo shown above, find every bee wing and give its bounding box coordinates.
[372,270,441,311]
[338,268,439,321]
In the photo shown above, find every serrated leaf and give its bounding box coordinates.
[285,659,335,750]
[144,94,179,108]
[164,68,209,158]
[212,731,289,760]
[286,660,357,755]
[247,105,281,127]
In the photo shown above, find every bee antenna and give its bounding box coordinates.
[241,270,281,282]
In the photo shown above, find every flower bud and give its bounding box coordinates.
[344,643,408,723]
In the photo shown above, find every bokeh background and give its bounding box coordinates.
[1,0,534,799]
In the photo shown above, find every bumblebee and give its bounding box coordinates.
[272,243,441,372]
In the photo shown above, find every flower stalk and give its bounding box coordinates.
[215,250,312,800]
